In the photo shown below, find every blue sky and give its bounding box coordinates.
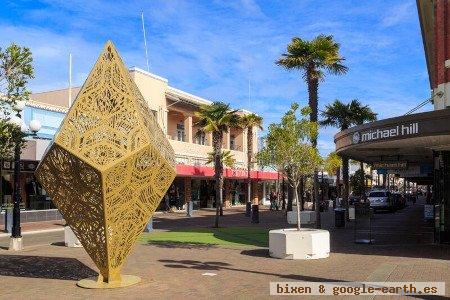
[1,0,431,155]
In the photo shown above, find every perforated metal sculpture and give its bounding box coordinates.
[35,41,176,288]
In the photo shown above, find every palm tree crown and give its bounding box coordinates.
[240,113,263,130]
[276,35,348,81]
[194,102,240,134]
[320,99,377,130]
[349,99,377,125]
[320,100,354,130]
[207,150,235,168]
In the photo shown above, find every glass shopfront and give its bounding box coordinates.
[434,151,450,244]
[0,159,55,211]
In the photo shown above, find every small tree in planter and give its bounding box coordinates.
[258,103,321,230]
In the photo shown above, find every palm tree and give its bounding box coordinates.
[207,150,236,168]
[240,113,263,212]
[195,102,240,227]
[320,99,376,210]
[320,100,356,212]
[350,100,377,198]
[277,35,347,228]
[324,151,342,201]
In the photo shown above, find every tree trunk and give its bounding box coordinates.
[299,175,304,211]
[282,177,286,210]
[276,171,281,208]
[247,127,253,204]
[359,161,365,199]
[307,69,321,229]
[342,156,350,213]
[336,166,341,199]
[213,131,224,228]
[287,183,293,211]
[294,184,301,230]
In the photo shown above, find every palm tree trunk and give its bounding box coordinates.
[247,127,253,205]
[307,69,321,229]
[342,156,350,214]
[359,161,365,199]
[213,131,223,228]
[336,166,341,201]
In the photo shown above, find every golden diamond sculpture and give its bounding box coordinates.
[35,41,176,289]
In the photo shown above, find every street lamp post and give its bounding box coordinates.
[8,100,41,250]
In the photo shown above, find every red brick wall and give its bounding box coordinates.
[434,0,450,87]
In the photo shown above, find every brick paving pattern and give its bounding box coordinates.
[0,198,449,299]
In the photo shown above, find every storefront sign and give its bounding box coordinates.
[372,161,407,169]
[352,122,419,144]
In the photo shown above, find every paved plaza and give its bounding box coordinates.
[0,199,449,299]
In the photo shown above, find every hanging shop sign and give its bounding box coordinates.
[352,122,419,144]
[372,161,408,169]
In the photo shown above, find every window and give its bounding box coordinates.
[176,123,185,141]
[230,134,236,150]
[196,131,206,145]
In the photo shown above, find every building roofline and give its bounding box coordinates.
[166,86,212,107]
[26,100,69,113]
[31,86,81,95]
[129,67,169,83]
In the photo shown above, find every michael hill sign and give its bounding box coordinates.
[352,122,419,144]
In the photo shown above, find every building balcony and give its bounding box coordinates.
[169,139,246,169]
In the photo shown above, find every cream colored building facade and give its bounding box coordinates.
[25,67,257,170]
[14,67,277,210]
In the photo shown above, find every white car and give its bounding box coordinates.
[368,190,394,212]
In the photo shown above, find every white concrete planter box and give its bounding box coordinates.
[287,210,316,225]
[269,228,330,260]
[64,226,83,248]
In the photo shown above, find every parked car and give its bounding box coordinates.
[368,190,395,212]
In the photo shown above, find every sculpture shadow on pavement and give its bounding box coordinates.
[0,255,97,280]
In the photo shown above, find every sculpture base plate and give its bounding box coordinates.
[77,275,141,289]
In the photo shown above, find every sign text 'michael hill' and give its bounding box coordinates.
[360,123,419,143]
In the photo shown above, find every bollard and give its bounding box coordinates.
[334,208,345,228]
[251,204,259,223]
[144,217,153,232]
[186,201,193,217]
[245,202,251,217]
[5,207,13,233]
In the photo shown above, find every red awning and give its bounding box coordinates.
[175,164,278,180]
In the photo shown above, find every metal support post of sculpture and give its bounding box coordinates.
[35,41,176,289]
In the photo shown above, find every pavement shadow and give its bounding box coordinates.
[0,255,97,280]
[158,259,447,299]
[240,248,269,257]
[144,240,218,249]
[158,258,346,282]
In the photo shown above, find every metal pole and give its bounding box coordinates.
[11,112,22,239]
[69,53,72,107]
[141,12,150,72]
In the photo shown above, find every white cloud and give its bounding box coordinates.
[381,1,415,27]
[0,0,429,157]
